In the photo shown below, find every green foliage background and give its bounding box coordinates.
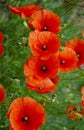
[0,0,84,130]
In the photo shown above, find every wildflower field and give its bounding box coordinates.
[0,0,84,130]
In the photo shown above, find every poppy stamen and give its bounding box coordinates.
[39,87,43,90]
[77,54,80,59]
[43,26,48,31]
[22,116,29,122]
[60,60,65,64]
[42,45,47,51]
[41,66,47,72]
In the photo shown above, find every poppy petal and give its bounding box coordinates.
[8,4,43,18]
[26,76,57,94]
[0,32,4,56]
[66,39,84,67]
[0,85,6,103]
[81,86,84,107]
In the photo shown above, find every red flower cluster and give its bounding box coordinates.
[8,4,84,127]
[9,4,84,94]
[8,5,61,34]
[58,38,84,72]
[0,85,6,103]
[16,5,61,94]
[7,97,46,130]
[0,32,4,56]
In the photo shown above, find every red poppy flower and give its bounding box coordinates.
[81,86,84,107]
[0,85,6,103]
[29,30,60,59]
[28,9,61,34]
[0,32,4,56]
[8,4,42,19]
[7,97,46,130]
[66,104,84,120]
[57,47,78,72]
[66,39,84,67]
[25,75,59,94]
[24,55,59,79]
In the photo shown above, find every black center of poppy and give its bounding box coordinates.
[22,116,29,122]
[60,60,66,64]
[77,54,80,59]
[39,87,43,90]
[41,66,47,72]
[43,26,48,31]
[42,45,47,51]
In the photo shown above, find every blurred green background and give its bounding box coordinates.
[0,0,84,130]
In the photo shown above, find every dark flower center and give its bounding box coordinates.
[39,87,43,90]
[42,45,47,51]
[43,26,48,31]
[77,54,80,59]
[22,116,29,122]
[60,60,66,64]
[41,66,47,72]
